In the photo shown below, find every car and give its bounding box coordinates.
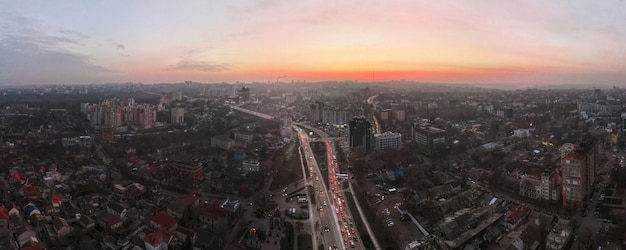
[374,199,382,205]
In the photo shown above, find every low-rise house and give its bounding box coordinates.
[151,210,178,232]
[167,192,199,219]
[199,199,229,231]
[52,217,71,238]
[106,201,127,218]
[502,205,530,230]
[77,215,95,230]
[174,226,196,244]
[144,228,174,250]
[15,228,39,248]
[106,215,124,231]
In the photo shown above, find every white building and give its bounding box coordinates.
[242,161,261,174]
[374,131,402,151]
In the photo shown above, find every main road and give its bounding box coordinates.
[231,105,379,249]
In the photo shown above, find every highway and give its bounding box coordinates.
[231,105,378,249]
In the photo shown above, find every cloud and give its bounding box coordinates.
[0,16,112,85]
[172,60,231,72]
[116,44,125,50]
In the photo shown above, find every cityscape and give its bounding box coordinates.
[2,1,626,250]
[0,82,625,250]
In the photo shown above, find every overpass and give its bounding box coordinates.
[230,105,275,120]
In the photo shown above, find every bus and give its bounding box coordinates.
[336,173,349,179]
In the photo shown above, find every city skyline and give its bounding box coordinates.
[2,0,626,86]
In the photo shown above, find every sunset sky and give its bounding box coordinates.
[1,0,626,86]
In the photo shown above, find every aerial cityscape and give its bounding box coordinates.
[2,1,626,250]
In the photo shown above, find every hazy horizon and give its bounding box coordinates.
[2,0,626,86]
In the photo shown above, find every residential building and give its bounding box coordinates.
[560,139,598,208]
[145,228,174,250]
[348,116,372,154]
[373,131,402,151]
[280,116,292,138]
[211,134,233,150]
[199,200,230,231]
[106,215,123,231]
[242,160,261,174]
[150,210,178,232]
[170,161,203,184]
[167,193,199,219]
[541,169,560,201]
[106,201,127,218]
[519,177,542,200]
[234,133,254,143]
[52,217,71,238]
[170,107,184,125]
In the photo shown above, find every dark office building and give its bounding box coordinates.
[349,116,372,155]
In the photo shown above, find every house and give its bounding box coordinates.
[145,228,174,250]
[0,206,8,231]
[167,192,199,219]
[151,210,178,232]
[106,215,124,231]
[77,215,95,230]
[502,205,530,230]
[199,199,229,231]
[51,195,63,208]
[107,201,127,218]
[52,217,71,238]
[15,228,38,248]
[174,226,196,244]
[211,134,234,150]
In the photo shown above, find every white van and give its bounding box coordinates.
[298,197,308,203]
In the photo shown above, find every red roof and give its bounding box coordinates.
[507,205,530,222]
[52,195,62,205]
[146,229,174,247]
[21,245,42,250]
[106,215,123,226]
[178,193,199,206]
[0,206,8,220]
[151,210,177,230]
[201,199,228,219]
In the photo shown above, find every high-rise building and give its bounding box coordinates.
[349,116,372,154]
[280,116,292,138]
[560,139,598,207]
[374,131,402,151]
[171,107,185,125]
[239,87,250,102]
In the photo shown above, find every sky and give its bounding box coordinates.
[1,0,626,86]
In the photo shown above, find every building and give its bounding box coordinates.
[151,210,178,232]
[412,122,446,154]
[242,161,261,174]
[170,161,204,184]
[238,87,250,102]
[560,139,598,208]
[280,116,292,138]
[541,169,560,201]
[145,228,174,250]
[323,107,362,125]
[211,134,233,150]
[106,201,127,218]
[309,102,324,123]
[348,116,372,155]
[171,107,185,125]
[373,131,402,151]
[167,193,199,219]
